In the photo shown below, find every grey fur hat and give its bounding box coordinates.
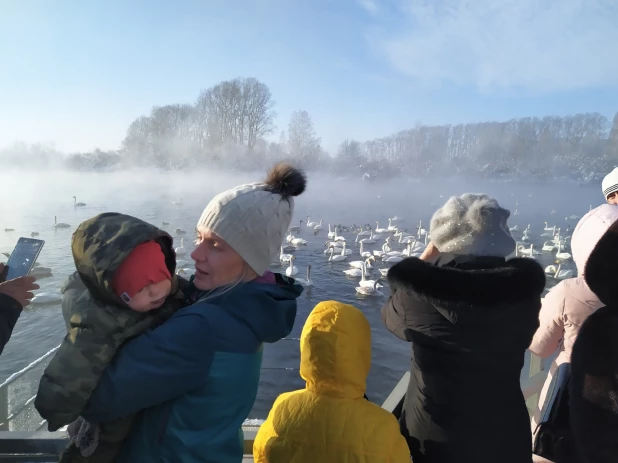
[429,193,515,257]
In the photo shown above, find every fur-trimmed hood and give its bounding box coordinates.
[387,256,546,307]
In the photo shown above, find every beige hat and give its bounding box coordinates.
[197,163,307,276]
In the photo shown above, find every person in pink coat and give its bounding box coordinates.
[529,203,618,432]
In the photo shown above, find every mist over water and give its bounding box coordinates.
[0,168,603,419]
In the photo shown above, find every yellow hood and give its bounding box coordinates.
[300,300,370,399]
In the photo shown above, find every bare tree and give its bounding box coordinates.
[287,110,322,169]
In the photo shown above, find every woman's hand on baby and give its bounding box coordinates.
[0,263,39,307]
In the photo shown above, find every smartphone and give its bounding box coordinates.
[5,238,45,280]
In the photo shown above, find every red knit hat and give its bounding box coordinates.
[112,241,171,304]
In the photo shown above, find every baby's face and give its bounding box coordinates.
[128,279,172,312]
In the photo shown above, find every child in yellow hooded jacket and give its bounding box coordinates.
[253,300,410,463]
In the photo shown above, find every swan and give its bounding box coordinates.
[358,229,376,244]
[509,225,519,232]
[4,228,14,232]
[306,216,317,227]
[355,278,384,296]
[521,230,530,242]
[517,244,539,257]
[290,235,307,246]
[379,268,389,277]
[358,262,383,289]
[327,224,335,239]
[281,243,295,252]
[175,238,186,256]
[553,264,574,279]
[543,222,555,231]
[383,254,405,263]
[313,220,323,232]
[174,229,186,235]
[295,265,313,287]
[53,216,70,228]
[349,256,375,270]
[285,256,298,276]
[30,232,39,237]
[30,292,62,304]
[417,221,427,237]
[289,220,303,233]
[176,267,196,276]
[73,196,86,207]
[375,221,388,234]
[333,227,346,242]
[176,259,188,268]
[359,242,371,259]
[172,198,182,206]
[387,218,397,232]
[279,246,293,263]
[327,246,348,262]
[162,221,170,226]
[343,265,369,277]
[555,243,572,261]
[30,266,52,277]
[542,241,557,252]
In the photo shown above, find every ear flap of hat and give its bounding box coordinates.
[585,220,618,306]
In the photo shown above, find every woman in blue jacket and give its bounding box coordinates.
[81,163,307,462]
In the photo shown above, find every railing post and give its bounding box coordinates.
[0,383,8,431]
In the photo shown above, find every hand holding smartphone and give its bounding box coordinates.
[4,238,45,280]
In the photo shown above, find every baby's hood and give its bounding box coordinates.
[300,300,371,399]
[572,204,618,273]
[71,212,176,306]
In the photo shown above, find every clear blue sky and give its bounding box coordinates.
[1,0,617,154]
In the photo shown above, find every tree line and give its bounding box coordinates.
[2,77,618,183]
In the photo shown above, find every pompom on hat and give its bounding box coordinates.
[197,162,307,276]
[429,193,516,258]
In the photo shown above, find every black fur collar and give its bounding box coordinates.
[387,256,546,306]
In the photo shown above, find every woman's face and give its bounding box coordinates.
[191,227,255,290]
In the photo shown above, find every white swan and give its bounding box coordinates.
[509,225,519,232]
[176,259,188,268]
[349,256,375,270]
[285,256,298,276]
[73,196,86,207]
[333,227,346,242]
[175,238,186,256]
[327,246,348,262]
[53,216,70,228]
[327,224,335,239]
[359,242,371,259]
[290,235,307,246]
[379,268,389,277]
[279,246,293,263]
[358,229,376,244]
[343,265,369,277]
[295,265,313,287]
[314,220,323,232]
[417,220,427,237]
[542,241,557,252]
[30,266,52,277]
[383,254,405,263]
[375,221,388,234]
[355,278,384,296]
[176,267,196,276]
[555,242,572,261]
[358,262,383,289]
[387,218,397,232]
[306,216,317,227]
[553,264,574,279]
[516,244,539,257]
[31,292,62,304]
[172,198,182,205]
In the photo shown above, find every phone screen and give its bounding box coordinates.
[5,238,45,280]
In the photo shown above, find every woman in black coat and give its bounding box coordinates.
[382,194,546,463]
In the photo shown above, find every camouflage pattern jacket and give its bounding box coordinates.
[33,213,189,462]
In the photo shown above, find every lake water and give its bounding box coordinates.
[0,167,603,423]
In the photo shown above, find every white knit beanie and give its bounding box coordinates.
[602,167,618,199]
[430,193,516,257]
[197,163,307,276]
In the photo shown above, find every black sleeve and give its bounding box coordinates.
[0,293,23,355]
[381,287,412,342]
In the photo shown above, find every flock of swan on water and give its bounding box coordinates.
[2,195,580,305]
